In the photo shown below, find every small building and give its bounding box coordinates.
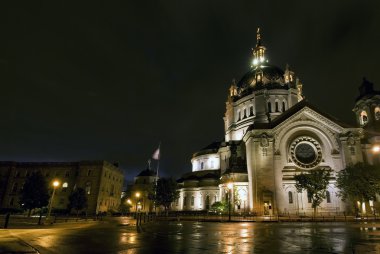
[0,160,124,215]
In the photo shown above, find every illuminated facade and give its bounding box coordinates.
[0,161,123,215]
[174,29,380,215]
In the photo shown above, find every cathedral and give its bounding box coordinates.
[173,29,380,215]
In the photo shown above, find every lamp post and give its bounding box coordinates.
[47,180,60,223]
[135,192,140,218]
[227,182,233,222]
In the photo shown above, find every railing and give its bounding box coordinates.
[0,214,100,229]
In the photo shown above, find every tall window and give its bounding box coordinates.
[360,111,368,126]
[201,162,204,170]
[243,109,247,118]
[191,196,195,206]
[288,191,293,204]
[210,160,214,168]
[9,198,14,206]
[85,182,91,195]
[87,170,92,176]
[375,107,380,120]
[307,191,312,203]
[282,101,286,112]
[65,171,70,177]
[250,106,254,116]
[267,102,272,113]
[205,196,210,210]
[275,101,279,112]
[183,196,187,207]
[326,191,331,203]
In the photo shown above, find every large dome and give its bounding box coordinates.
[237,64,286,90]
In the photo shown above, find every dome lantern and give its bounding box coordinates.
[252,28,267,67]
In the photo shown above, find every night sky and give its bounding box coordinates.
[2,1,380,182]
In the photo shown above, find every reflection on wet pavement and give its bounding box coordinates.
[8,218,380,253]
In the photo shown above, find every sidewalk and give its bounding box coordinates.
[0,230,39,254]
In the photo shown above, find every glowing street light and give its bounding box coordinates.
[46,180,60,223]
[372,145,380,153]
[135,192,140,217]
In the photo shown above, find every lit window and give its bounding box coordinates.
[375,107,380,120]
[360,111,368,126]
[85,182,91,195]
[62,182,68,188]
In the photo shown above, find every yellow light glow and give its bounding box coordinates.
[127,199,132,204]
[53,181,60,187]
[227,182,233,190]
[373,145,380,153]
[135,192,140,198]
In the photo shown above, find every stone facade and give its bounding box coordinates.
[0,161,123,215]
[174,29,380,216]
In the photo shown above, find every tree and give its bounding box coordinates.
[68,187,88,216]
[119,196,133,215]
[148,178,179,213]
[19,171,50,217]
[210,201,228,214]
[294,168,331,217]
[336,163,380,215]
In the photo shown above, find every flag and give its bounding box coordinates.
[152,147,160,160]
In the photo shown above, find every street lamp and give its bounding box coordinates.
[46,180,60,223]
[227,182,233,222]
[135,192,140,218]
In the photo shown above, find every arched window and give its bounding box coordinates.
[191,196,195,206]
[243,108,247,118]
[360,111,368,126]
[62,182,68,188]
[183,196,187,207]
[375,107,380,120]
[307,191,312,203]
[275,101,279,112]
[267,102,272,113]
[288,191,293,204]
[205,196,210,210]
[85,182,91,195]
[326,191,331,203]
[250,106,254,116]
[282,101,286,112]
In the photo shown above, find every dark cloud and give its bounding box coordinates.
[2,1,380,181]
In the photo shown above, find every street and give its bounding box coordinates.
[1,217,380,253]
